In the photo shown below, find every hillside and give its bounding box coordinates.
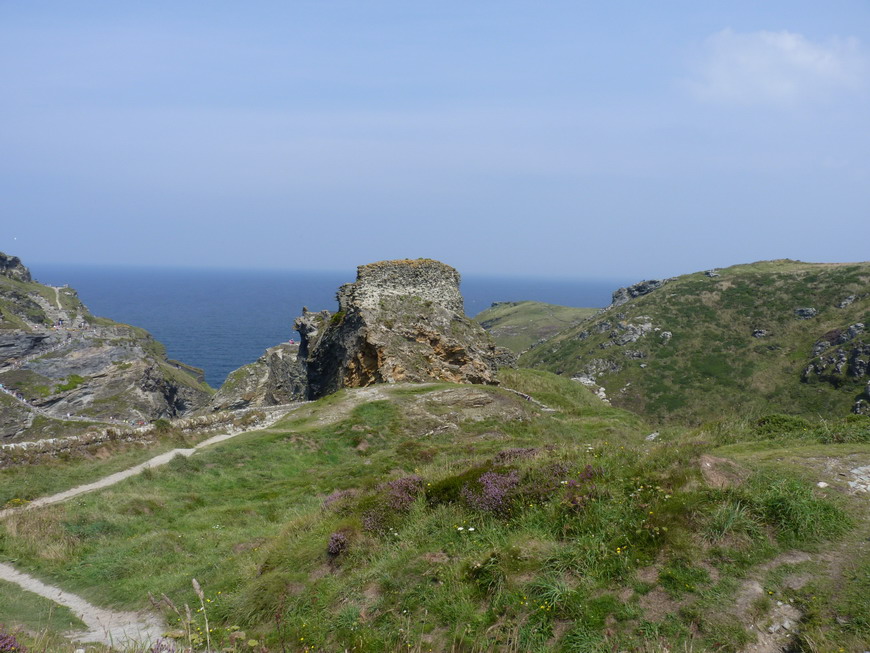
[0,252,213,440]
[475,301,598,353]
[0,370,867,651]
[521,260,870,424]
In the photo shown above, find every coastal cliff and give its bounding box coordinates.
[0,252,212,439]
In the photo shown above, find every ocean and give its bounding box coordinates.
[29,265,632,388]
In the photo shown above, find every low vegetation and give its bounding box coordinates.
[521,260,870,423]
[1,371,867,651]
[476,301,598,353]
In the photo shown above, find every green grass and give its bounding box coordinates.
[0,429,227,506]
[0,371,862,651]
[476,301,598,353]
[0,579,86,632]
[520,260,870,424]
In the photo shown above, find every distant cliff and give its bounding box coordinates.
[0,252,212,439]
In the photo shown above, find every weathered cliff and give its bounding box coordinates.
[295,259,515,399]
[0,253,212,439]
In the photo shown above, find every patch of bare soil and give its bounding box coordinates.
[699,454,750,489]
[638,587,682,622]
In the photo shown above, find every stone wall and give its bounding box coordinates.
[336,259,464,315]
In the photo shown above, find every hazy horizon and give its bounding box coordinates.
[3,1,868,280]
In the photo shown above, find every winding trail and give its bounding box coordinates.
[0,402,304,649]
[0,561,164,647]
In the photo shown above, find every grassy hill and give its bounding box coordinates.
[521,260,870,424]
[476,301,598,353]
[1,370,868,652]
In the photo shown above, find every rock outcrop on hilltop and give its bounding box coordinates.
[0,253,212,439]
[293,259,515,399]
[0,253,31,283]
[609,279,670,308]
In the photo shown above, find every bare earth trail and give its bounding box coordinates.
[0,561,164,647]
[0,402,304,650]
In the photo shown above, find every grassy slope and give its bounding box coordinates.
[0,371,867,652]
[476,301,598,353]
[522,260,870,424]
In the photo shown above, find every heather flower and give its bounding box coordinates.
[322,488,359,511]
[0,627,26,653]
[381,475,424,511]
[462,470,520,515]
[327,532,348,556]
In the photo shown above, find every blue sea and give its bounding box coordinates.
[30,265,632,388]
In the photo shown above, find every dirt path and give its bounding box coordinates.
[0,403,303,647]
[53,286,62,310]
[0,404,301,519]
[0,561,164,648]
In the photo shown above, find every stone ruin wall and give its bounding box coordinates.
[336,259,465,315]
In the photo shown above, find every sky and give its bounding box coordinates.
[1,1,868,280]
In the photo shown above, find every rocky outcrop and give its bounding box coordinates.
[211,342,306,410]
[0,254,212,439]
[803,324,870,414]
[0,252,31,283]
[610,279,669,308]
[295,259,515,399]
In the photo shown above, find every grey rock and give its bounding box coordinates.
[704,270,720,278]
[610,279,669,308]
[838,295,857,308]
[0,252,31,283]
[753,329,769,338]
[211,342,306,410]
[795,307,818,319]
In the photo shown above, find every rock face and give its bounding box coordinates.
[0,252,31,283]
[610,279,669,308]
[803,323,870,413]
[0,254,212,439]
[295,259,515,399]
[211,342,306,410]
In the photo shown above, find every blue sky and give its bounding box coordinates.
[2,1,868,279]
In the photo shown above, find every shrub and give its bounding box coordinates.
[753,414,811,436]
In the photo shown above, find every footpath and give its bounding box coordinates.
[0,402,303,650]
